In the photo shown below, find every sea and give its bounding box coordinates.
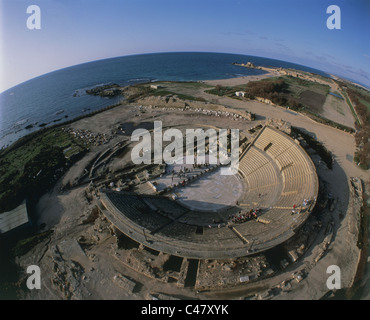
[0,52,331,149]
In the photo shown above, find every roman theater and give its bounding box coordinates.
[97,125,318,260]
[11,76,366,300]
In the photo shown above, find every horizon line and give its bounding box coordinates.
[1,51,369,94]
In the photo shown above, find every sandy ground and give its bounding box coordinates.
[204,72,277,87]
[321,94,355,129]
[14,72,369,300]
[168,77,369,299]
[204,70,357,130]
[163,77,365,179]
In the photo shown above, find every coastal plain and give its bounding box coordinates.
[1,66,369,300]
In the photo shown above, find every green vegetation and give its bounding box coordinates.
[85,83,121,97]
[205,84,235,96]
[332,91,343,98]
[148,82,209,102]
[124,81,211,103]
[283,76,330,98]
[347,87,370,124]
[356,205,367,249]
[337,81,370,169]
[151,89,207,102]
[11,230,54,257]
[166,81,212,89]
[205,76,331,114]
[243,77,295,106]
[340,89,361,125]
[205,76,358,134]
[291,127,333,169]
[0,127,89,213]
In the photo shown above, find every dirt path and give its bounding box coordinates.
[164,80,366,180]
[16,76,369,300]
[160,77,369,299]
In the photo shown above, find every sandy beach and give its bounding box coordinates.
[7,67,368,301]
[203,71,277,87]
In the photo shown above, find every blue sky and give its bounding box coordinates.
[1,0,369,92]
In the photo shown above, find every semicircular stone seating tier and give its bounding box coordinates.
[97,126,318,259]
[235,126,318,243]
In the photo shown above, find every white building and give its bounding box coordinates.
[235,91,246,97]
[150,84,164,90]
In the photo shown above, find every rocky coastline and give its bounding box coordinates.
[85,84,122,97]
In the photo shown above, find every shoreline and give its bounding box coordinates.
[1,70,368,300]
[0,63,364,153]
[203,72,276,87]
[0,73,271,151]
[2,59,369,151]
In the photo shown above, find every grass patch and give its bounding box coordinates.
[299,90,326,113]
[340,90,361,125]
[205,76,331,113]
[359,97,370,111]
[127,81,212,102]
[283,75,330,98]
[337,80,370,169]
[12,230,54,257]
[0,127,89,213]
[151,89,206,102]
[168,81,212,89]
[204,86,234,97]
